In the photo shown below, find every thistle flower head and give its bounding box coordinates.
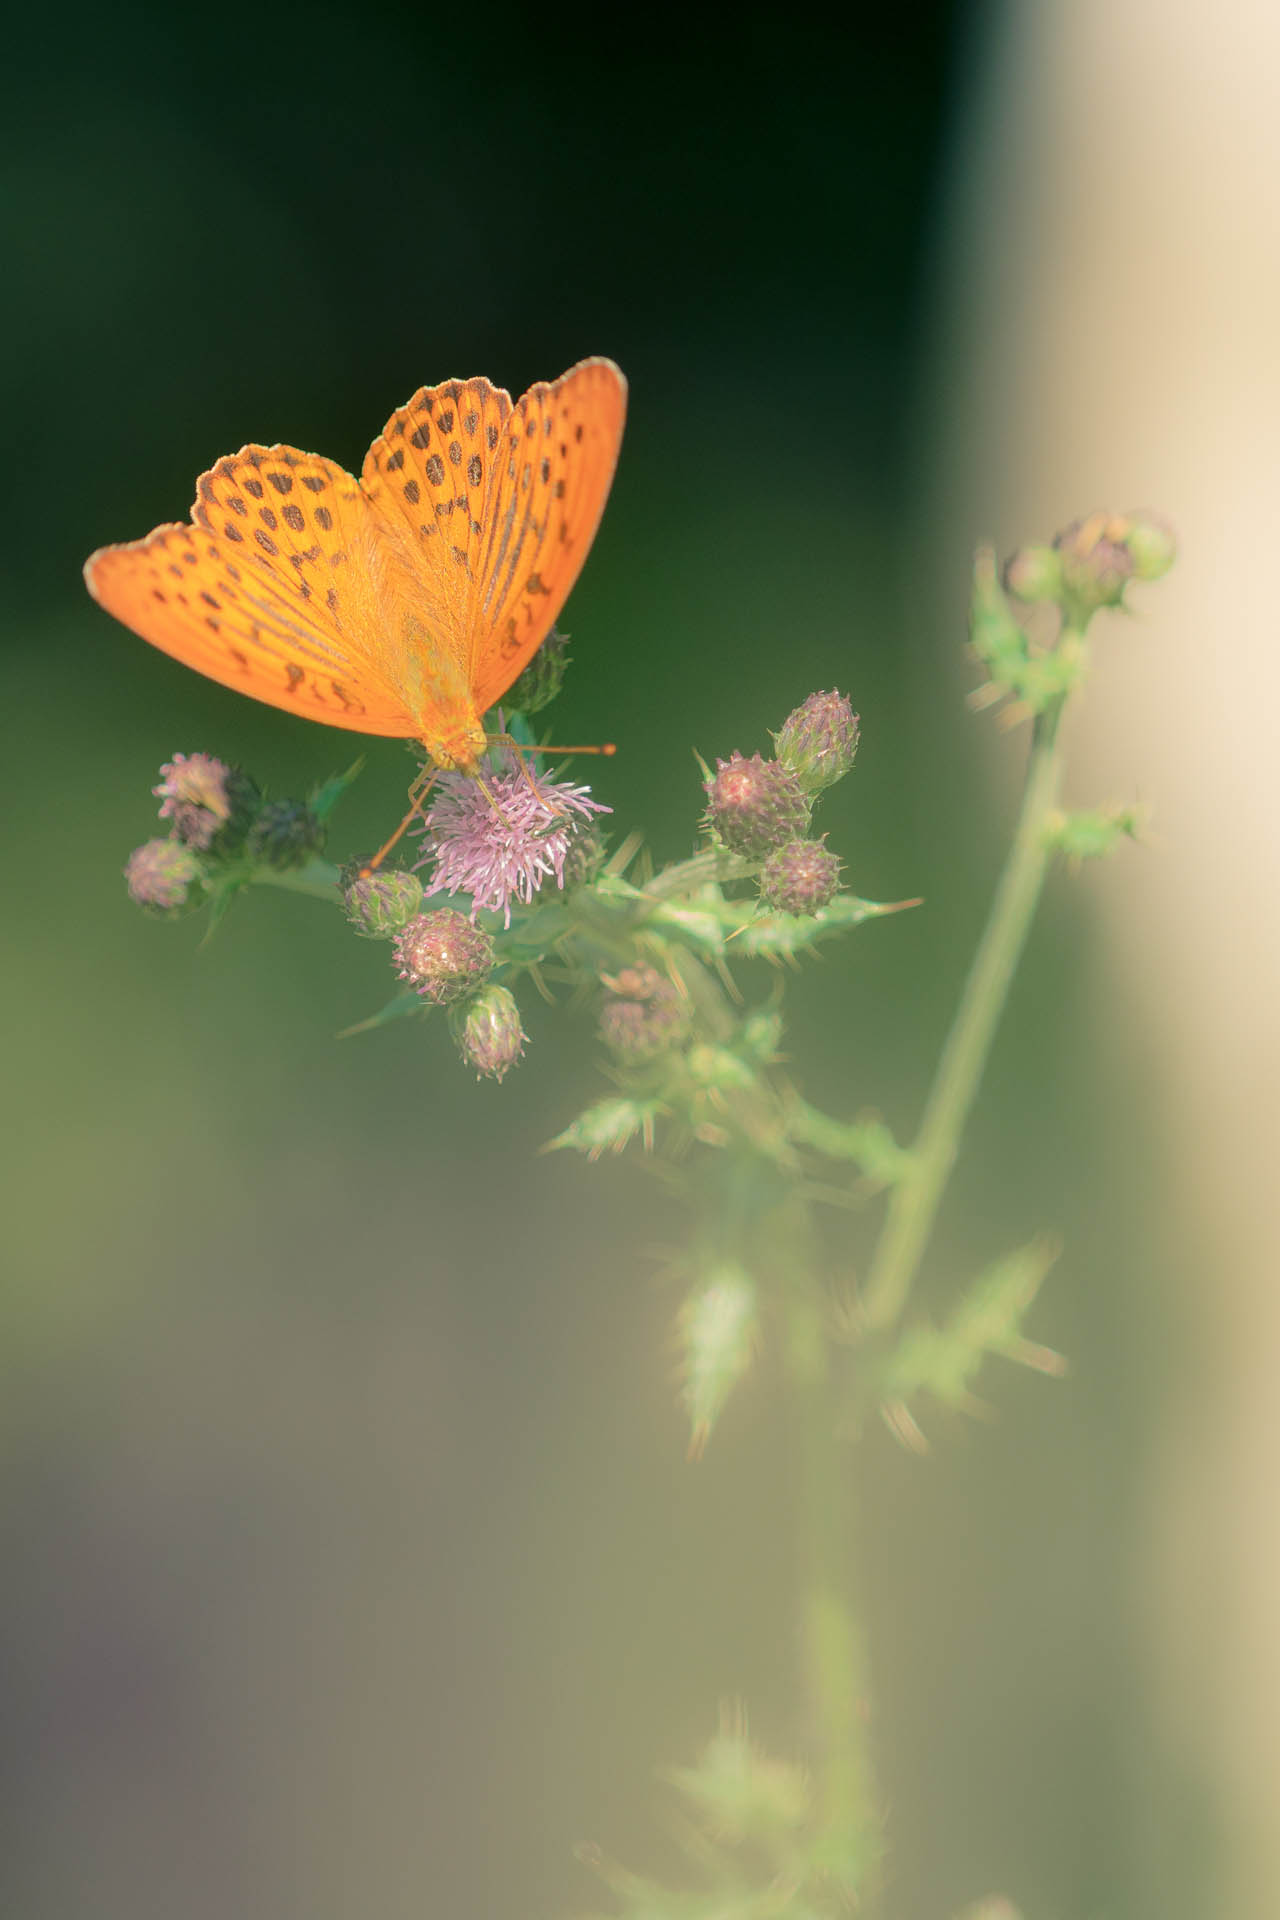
[153,752,259,851]
[414,740,609,928]
[247,799,326,869]
[393,909,494,1004]
[341,865,424,939]
[125,838,203,915]
[758,837,841,916]
[772,690,859,793]
[703,752,811,858]
[451,983,527,1080]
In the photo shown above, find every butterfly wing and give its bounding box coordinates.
[85,446,418,736]
[362,358,626,720]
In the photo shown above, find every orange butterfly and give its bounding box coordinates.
[85,357,627,776]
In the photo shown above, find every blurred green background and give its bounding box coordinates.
[2,7,1204,1918]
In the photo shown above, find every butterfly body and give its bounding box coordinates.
[85,359,627,775]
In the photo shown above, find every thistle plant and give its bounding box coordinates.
[121,510,1176,1915]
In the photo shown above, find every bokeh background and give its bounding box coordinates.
[5,4,1277,1916]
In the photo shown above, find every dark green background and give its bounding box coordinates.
[3,6,1190,1918]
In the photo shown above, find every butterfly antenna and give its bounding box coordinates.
[359,767,439,876]
[502,739,617,759]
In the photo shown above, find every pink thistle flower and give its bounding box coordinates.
[124,838,202,914]
[413,741,610,928]
[153,752,259,851]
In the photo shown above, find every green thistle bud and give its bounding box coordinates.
[450,983,527,1080]
[393,909,493,1005]
[561,825,607,890]
[504,626,570,714]
[124,838,204,916]
[1002,545,1064,605]
[739,1007,784,1063]
[704,752,810,857]
[1120,510,1177,582]
[340,864,424,938]
[757,837,841,916]
[1053,512,1136,614]
[247,799,326,869]
[598,963,690,1063]
[772,689,859,792]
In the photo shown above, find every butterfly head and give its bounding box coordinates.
[420,713,490,777]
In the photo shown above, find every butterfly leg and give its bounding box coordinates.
[359,765,439,876]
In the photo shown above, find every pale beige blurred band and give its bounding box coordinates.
[931,4,1280,1914]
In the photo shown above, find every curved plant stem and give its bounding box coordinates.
[860,695,1068,1334]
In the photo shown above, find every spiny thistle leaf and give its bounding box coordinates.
[732,893,920,960]
[879,1238,1066,1443]
[784,1096,911,1187]
[662,1707,811,1846]
[1043,803,1146,862]
[679,1264,759,1457]
[545,1097,662,1159]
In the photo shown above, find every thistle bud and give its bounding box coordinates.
[341,865,424,938]
[451,984,527,1080]
[393,909,493,1004]
[1002,545,1063,605]
[1120,510,1177,582]
[124,838,204,915]
[153,752,260,852]
[599,963,690,1062]
[504,626,570,714]
[1053,512,1135,613]
[561,825,607,890]
[757,838,841,916]
[247,799,326,869]
[704,752,810,858]
[772,690,859,792]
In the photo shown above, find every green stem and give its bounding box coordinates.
[248,858,342,902]
[860,696,1068,1333]
[645,846,758,899]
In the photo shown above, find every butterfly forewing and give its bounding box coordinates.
[86,446,417,736]
[469,359,626,714]
[361,359,626,720]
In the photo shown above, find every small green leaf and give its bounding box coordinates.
[308,757,365,821]
[335,990,423,1039]
[970,545,1029,679]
